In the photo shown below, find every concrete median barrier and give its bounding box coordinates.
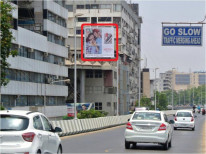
[51,111,180,137]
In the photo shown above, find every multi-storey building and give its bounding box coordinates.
[1,0,69,119]
[65,0,142,115]
[141,68,151,98]
[159,70,206,92]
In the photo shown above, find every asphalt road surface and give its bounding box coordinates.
[61,113,206,153]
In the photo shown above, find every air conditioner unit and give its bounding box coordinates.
[44,52,49,57]
[47,77,52,84]
[28,48,34,52]
[59,62,64,66]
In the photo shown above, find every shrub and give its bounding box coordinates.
[0,105,5,110]
[77,109,107,119]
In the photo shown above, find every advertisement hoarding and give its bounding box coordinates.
[81,23,118,61]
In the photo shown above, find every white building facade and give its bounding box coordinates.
[1,0,69,118]
[65,0,142,115]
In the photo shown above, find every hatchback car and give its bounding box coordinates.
[0,110,62,154]
[173,110,195,130]
[125,111,174,150]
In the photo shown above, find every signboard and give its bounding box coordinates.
[162,26,202,46]
[67,103,94,117]
[81,23,118,61]
[84,27,114,58]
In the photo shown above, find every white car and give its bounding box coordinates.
[125,111,174,150]
[0,110,62,154]
[174,110,195,131]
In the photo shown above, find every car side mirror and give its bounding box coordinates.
[54,127,62,132]
[128,119,130,121]
[169,120,174,124]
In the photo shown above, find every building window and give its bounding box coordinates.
[76,29,81,35]
[85,86,93,94]
[95,70,102,78]
[17,96,28,106]
[114,4,121,12]
[94,86,102,93]
[66,5,73,12]
[98,17,111,22]
[91,4,99,9]
[86,70,93,78]
[77,5,84,9]
[175,74,190,85]
[77,17,89,22]
[86,4,90,9]
[100,4,111,9]
[47,97,56,106]
[95,102,102,110]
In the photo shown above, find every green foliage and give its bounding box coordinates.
[0,1,18,86]
[156,92,168,110]
[0,105,5,110]
[163,85,206,106]
[77,109,107,119]
[62,115,74,120]
[136,96,152,108]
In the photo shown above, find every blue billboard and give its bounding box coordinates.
[162,26,202,46]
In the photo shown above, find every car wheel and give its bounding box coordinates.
[37,150,41,154]
[125,140,130,149]
[169,137,172,147]
[174,127,177,130]
[57,145,62,154]
[132,142,136,148]
[192,127,195,131]
[163,140,169,150]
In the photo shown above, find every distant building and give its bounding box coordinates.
[141,68,151,98]
[158,69,206,92]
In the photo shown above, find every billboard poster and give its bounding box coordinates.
[67,103,94,117]
[162,26,202,46]
[84,27,114,58]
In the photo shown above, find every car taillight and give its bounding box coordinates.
[191,116,194,122]
[174,116,177,121]
[22,132,35,142]
[126,122,133,130]
[158,123,166,131]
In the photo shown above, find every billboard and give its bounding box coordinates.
[84,27,114,58]
[162,26,202,46]
[67,103,94,117]
[81,23,118,61]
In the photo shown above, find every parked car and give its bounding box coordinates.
[173,110,195,131]
[0,110,63,154]
[125,110,174,150]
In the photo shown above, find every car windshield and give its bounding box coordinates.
[176,112,192,117]
[132,112,161,121]
[0,114,29,131]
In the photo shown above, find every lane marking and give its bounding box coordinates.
[202,118,206,153]
[61,125,125,140]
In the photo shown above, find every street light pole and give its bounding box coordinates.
[154,68,159,110]
[171,68,175,110]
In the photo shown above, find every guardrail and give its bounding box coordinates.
[51,110,181,137]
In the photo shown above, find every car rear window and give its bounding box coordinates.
[176,112,192,117]
[0,114,29,131]
[132,112,161,121]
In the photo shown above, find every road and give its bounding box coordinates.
[61,113,205,153]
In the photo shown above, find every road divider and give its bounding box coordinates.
[51,110,179,137]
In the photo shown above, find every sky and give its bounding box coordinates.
[127,0,206,78]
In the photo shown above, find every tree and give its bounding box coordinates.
[156,92,168,110]
[136,96,154,109]
[0,1,18,86]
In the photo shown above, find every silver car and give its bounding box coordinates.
[124,111,174,150]
[173,110,195,130]
[0,110,62,154]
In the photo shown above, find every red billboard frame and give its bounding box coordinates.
[81,23,118,61]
